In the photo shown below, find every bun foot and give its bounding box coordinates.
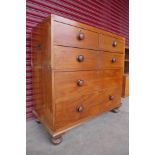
[111,103,122,113]
[35,119,41,124]
[51,135,63,145]
[111,108,120,113]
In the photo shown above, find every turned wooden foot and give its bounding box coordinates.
[51,135,63,145]
[111,108,120,113]
[111,103,122,113]
[35,119,41,124]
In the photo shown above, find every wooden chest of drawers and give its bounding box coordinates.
[31,15,125,145]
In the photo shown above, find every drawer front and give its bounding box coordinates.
[100,52,124,69]
[99,34,125,53]
[53,21,99,50]
[53,46,100,70]
[54,70,123,100]
[55,87,122,130]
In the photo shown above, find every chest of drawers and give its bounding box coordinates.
[31,14,125,145]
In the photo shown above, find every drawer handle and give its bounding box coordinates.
[36,44,43,50]
[78,31,85,40]
[111,57,116,63]
[77,80,84,86]
[76,105,84,112]
[77,55,84,62]
[112,40,117,47]
[109,95,114,100]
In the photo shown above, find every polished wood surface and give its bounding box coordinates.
[54,70,122,101]
[100,52,124,69]
[53,46,100,70]
[31,17,54,130]
[99,34,125,53]
[53,21,99,50]
[55,87,121,129]
[122,74,129,97]
[31,14,125,141]
[53,47,124,70]
[52,14,125,41]
[122,48,129,97]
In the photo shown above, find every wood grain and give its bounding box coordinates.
[52,14,125,41]
[99,51,124,69]
[53,46,100,70]
[54,70,123,101]
[99,34,125,53]
[122,74,129,97]
[31,16,54,129]
[55,87,122,130]
[53,21,99,50]
[31,14,125,138]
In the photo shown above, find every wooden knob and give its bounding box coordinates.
[112,40,117,47]
[77,80,84,86]
[36,44,43,50]
[78,31,85,40]
[111,57,116,63]
[76,105,84,112]
[109,95,114,100]
[77,55,84,62]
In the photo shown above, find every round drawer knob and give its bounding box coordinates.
[109,95,114,100]
[77,55,84,62]
[111,57,116,63]
[78,31,85,40]
[77,80,84,86]
[36,44,43,50]
[76,105,84,112]
[112,40,117,47]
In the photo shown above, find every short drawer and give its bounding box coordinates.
[53,46,100,70]
[100,52,124,69]
[55,87,122,130]
[99,34,125,53]
[54,70,123,100]
[53,21,99,50]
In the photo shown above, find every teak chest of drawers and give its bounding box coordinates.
[31,14,125,145]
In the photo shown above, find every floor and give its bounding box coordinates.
[26,97,129,155]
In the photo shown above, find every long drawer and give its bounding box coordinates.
[55,87,122,130]
[53,46,100,70]
[53,21,99,50]
[53,46,123,70]
[54,70,123,100]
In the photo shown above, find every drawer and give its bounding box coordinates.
[53,46,100,70]
[54,70,123,100]
[99,34,125,53]
[55,87,122,130]
[53,21,99,50]
[100,52,124,69]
